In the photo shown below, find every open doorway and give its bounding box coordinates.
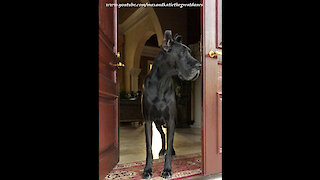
[116,0,202,170]
[99,0,222,179]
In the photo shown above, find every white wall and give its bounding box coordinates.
[191,76,202,128]
[189,42,202,128]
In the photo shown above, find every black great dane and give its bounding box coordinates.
[141,30,201,179]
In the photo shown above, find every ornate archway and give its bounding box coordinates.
[118,3,163,92]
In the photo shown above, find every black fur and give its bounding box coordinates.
[141,30,201,179]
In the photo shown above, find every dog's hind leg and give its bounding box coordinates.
[156,123,176,156]
[171,145,176,156]
[155,123,166,156]
[142,121,153,179]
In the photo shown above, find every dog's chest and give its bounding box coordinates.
[145,94,171,120]
[150,102,170,124]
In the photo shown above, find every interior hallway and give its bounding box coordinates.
[119,122,201,164]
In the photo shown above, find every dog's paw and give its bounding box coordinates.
[161,168,172,179]
[142,168,153,179]
[159,149,166,156]
[172,149,176,156]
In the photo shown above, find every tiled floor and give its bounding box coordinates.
[185,173,222,180]
[118,122,221,180]
[119,122,201,163]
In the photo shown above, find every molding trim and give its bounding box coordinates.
[119,7,149,34]
[119,6,163,47]
[141,46,161,58]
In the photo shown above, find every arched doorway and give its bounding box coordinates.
[118,5,163,93]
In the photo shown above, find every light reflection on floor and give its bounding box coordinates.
[152,122,167,159]
[117,123,221,179]
[119,123,201,164]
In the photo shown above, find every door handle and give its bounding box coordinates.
[109,62,125,68]
[208,50,222,58]
[115,52,120,58]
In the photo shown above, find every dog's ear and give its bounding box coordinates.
[174,33,182,43]
[162,30,173,52]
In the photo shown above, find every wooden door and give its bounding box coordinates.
[201,0,222,175]
[99,0,119,180]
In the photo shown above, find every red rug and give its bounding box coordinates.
[105,153,202,180]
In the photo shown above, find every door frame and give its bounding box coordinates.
[201,0,222,175]
[102,0,222,177]
[99,0,119,180]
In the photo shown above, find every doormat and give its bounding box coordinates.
[105,153,202,180]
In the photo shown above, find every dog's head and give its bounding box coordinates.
[161,30,201,81]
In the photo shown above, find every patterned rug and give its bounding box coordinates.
[105,153,202,180]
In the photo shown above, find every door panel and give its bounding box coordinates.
[99,0,119,180]
[201,0,222,175]
[216,0,222,49]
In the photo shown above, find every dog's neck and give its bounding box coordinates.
[142,51,177,102]
[144,52,177,95]
[150,53,177,84]
[147,66,175,100]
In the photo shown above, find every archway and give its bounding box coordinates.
[118,5,163,92]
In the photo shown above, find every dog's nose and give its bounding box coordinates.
[195,63,202,69]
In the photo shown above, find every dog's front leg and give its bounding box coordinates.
[161,117,175,179]
[142,121,153,179]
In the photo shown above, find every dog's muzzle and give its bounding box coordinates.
[191,63,201,81]
[191,70,200,81]
[178,69,200,81]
